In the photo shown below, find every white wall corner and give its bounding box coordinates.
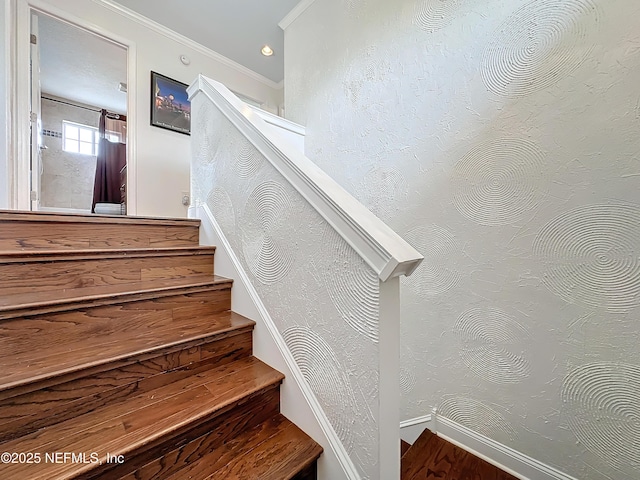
[278,0,318,31]
[191,203,360,480]
[431,413,578,480]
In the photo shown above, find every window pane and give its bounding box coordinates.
[64,139,78,152]
[79,141,93,155]
[79,128,93,142]
[65,125,79,140]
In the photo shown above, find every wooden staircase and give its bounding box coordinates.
[0,210,322,480]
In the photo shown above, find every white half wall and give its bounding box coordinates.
[191,204,348,480]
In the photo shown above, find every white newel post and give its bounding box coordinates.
[378,276,401,480]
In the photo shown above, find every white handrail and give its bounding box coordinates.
[187,75,423,281]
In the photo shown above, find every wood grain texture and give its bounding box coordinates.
[401,430,518,480]
[0,274,232,320]
[0,357,284,480]
[0,211,199,250]
[0,247,216,295]
[0,330,253,442]
[0,301,247,394]
[147,413,322,480]
[201,414,323,480]
[0,211,322,479]
[112,389,282,480]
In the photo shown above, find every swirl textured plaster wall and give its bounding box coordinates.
[284,0,640,478]
[191,96,380,479]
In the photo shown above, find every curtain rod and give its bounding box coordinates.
[41,96,126,120]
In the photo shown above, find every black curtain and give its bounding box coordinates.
[92,110,126,212]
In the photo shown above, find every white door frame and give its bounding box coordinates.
[9,0,138,214]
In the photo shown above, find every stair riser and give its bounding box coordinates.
[93,387,281,480]
[0,221,199,250]
[0,330,253,443]
[0,288,232,392]
[0,254,214,295]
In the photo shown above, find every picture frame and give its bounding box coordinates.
[150,71,191,135]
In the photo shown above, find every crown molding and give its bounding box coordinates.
[278,0,317,30]
[93,0,283,90]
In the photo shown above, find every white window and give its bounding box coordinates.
[62,121,121,156]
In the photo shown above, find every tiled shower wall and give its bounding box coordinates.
[40,97,99,211]
[284,0,640,478]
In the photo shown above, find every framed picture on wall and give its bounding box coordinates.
[150,71,191,135]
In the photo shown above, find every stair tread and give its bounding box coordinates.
[0,210,201,226]
[0,274,231,312]
[163,413,322,480]
[0,246,216,263]
[0,311,254,393]
[0,357,284,480]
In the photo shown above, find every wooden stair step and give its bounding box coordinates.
[0,310,252,394]
[401,429,518,480]
[0,246,216,296]
[0,357,285,480]
[0,210,200,250]
[0,320,254,443]
[200,414,322,480]
[0,274,232,320]
[133,413,322,480]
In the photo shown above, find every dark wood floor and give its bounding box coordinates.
[402,430,519,480]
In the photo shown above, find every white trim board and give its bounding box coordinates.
[401,413,577,480]
[191,204,358,480]
[94,0,282,90]
[400,414,432,445]
[188,75,423,281]
[278,0,317,30]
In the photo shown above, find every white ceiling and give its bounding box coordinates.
[112,0,301,84]
[37,13,128,114]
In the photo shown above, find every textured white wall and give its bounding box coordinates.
[39,98,99,211]
[284,0,640,478]
[191,94,382,479]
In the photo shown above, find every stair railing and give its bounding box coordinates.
[188,74,423,480]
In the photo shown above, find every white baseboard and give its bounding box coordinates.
[400,412,577,480]
[400,414,432,444]
[190,204,358,480]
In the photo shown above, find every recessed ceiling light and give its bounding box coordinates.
[261,45,274,57]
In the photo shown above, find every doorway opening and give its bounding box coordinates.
[31,10,128,215]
